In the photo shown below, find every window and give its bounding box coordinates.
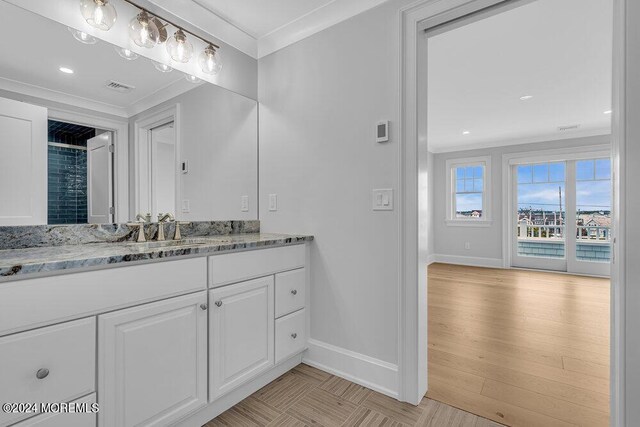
[446,156,491,225]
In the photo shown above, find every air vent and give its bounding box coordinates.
[105,80,135,93]
[558,124,580,132]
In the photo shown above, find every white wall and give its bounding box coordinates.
[431,135,610,264]
[130,84,258,221]
[259,0,415,374]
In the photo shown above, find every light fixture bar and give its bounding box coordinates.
[121,0,220,49]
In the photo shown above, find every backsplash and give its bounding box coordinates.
[0,220,260,250]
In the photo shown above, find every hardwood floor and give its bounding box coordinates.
[205,363,501,426]
[426,263,610,427]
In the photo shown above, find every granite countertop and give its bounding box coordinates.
[0,233,313,280]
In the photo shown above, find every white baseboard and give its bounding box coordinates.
[431,254,503,268]
[303,339,398,399]
[427,254,436,265]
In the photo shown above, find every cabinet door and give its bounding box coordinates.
[98,292,208,427]
[210,276,274,399]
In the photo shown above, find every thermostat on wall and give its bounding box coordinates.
[376,121,389,143]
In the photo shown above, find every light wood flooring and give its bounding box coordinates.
[427,263,610,427]
[205,363,501,426]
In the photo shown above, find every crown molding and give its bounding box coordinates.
[429,128,612,153]
[0,77,129,118]
[257,0,392,58]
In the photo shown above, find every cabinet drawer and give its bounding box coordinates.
[275,268,306,318]
[0,318,95,427]
[209,245,305,287]
[12,393,97,427]
[275,309,306,364]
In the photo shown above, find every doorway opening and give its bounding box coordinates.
[47,119,114,224]
[423,0,612,424]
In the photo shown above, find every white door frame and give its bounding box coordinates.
[398,2,627,427]
[48,108,129,223]
[133,104,181,221]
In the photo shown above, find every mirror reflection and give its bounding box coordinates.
[0,1,258,226]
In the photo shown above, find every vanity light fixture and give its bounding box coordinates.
[115,46,139,60]
[59,67,75,74]
[153,61,173,73]
[68,27,98,45]
[129,10,162,48]
[185,74,202,84]
[167,29,193,63]
[199,44,222,75]
[79,0,117,31]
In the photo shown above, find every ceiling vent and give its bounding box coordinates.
[105,80,135,93]
[558,124,580,132]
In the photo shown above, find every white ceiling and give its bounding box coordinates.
[0,1,196,117]
[427,0,613,152]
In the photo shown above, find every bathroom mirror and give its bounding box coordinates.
[0,1,258,226]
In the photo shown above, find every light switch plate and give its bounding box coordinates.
[241,196,249,212]
[372,189,393,211]
[269,194,278,211]
[181,199,190,213]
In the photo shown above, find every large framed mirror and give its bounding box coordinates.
[0,1,258,226]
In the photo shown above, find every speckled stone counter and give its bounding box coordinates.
[0,233,313,280]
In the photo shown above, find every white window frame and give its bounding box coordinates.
[445,155,492,227]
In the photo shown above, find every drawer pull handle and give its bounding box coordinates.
[200,304,208,311]
[36,368,49,380]
[215,301,223,307]
[290,289,298,295]
[291,333,298,339]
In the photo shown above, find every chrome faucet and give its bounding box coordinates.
[156,213,175,241]
[136,213,152,223]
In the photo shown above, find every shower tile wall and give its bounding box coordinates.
[47,120,95,225]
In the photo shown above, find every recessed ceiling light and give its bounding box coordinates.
[462,131,470,135]
[153,61,173,73]
[604,110,612,115]
[519,95,534,101]
[59,67,74,74]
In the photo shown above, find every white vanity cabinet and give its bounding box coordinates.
[209,276,275,400]
[98,292,208,427]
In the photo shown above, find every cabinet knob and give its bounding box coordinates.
[36,368,49,380]
[290,289,298,295]
[215,301,223,307]
[200,303,208,311]
[291,333,297,339]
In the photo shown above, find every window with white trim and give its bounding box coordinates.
[446,156,492,225]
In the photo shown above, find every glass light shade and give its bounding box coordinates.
[129,11,160,48]
[166,30,193,63]
[68,27,97,45]
[185,75,201,84]
[80,0,117,31]
[114,46,139,60]
[153,61,173,73]
[198,45,222,75]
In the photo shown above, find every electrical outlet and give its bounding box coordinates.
[464,242,471,250]
[182,199,190,213]
[241,195,249,212]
